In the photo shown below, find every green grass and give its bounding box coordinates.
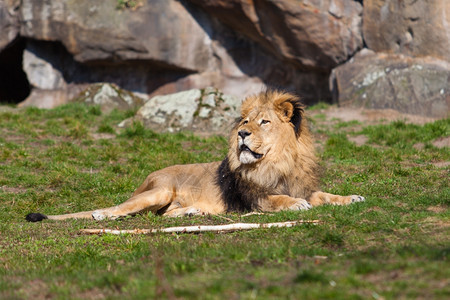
[0,103,449,299]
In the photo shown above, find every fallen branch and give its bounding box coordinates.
[80,220,319,235]
[241,212,271,217]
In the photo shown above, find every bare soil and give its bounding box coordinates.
[320,107,437,125]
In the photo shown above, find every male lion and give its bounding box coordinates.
[26,90,364,222]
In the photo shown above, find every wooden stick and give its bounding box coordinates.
[241,212,271,217]
[80,220,319,235]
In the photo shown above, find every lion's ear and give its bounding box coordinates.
[276,96,304,137]
[279,101,294,120]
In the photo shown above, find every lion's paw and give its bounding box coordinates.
[289,199,312,211]
[165,206,203,217]
[350,195,365,203]
[184,207,202,217]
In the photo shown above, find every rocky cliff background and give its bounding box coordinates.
[0,0,449,118]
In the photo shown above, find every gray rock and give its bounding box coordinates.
[330,49,450,118]
[23,45,65,90]
[121,87,241,135]
[74,83,145,113]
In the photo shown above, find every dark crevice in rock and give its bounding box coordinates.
[0,37,30,103]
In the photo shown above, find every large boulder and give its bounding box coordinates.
[330,49,450,118]
[188,0,364,71]
[18,0,213,71]
[363,0,450,61]
[120,87,241,135]
[23,42,66,90]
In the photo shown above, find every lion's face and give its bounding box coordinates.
[228,91,304,168]
[235,108,286,164]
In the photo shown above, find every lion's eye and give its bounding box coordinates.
[261,120,270,125]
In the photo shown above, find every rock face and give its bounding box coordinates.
[363,0,450,61]
[0,0,365,106]
[0,0,449,119]
[19,0,210,70]
[330,50,450,118]
[121,87,241,135]
[0,0,19,51]
[189,0,363,71]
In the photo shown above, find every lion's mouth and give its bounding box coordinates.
[239,144,263,159]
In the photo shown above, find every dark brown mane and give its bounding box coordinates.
[216,157,268,212]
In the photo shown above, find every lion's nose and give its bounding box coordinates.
[238,130,251,139]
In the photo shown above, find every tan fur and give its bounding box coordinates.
[29,91,364,222]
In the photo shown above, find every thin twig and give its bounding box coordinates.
[80,220,320,235]
[213,215,235,222]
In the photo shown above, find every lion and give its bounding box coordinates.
[26,90,364,222]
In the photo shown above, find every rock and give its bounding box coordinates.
[19,83,145,111]
[18,87,83,109]
[363,0,450,61]
[19,0,363,71]
[188,0,364,71]
[120,87,241,135]
[5,0,448,113]
[0,0,20,51]
[330,49,450,118]
[0,0,365,106]
[73,83,145,113]
[23,43,65,90]
[18,0,214,71]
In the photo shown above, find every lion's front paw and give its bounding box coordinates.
[350,195,365,203]
[184,207,202,217]
[289,199,312,211]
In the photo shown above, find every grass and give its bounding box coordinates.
[0,103,449,299]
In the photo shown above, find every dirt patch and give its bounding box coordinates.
[91,133,116,140]
[19,279,51,300]
[432,161,450,168]
[426,206,447,213]
[0,185,27,194]
[432,136,450,148]
[413,143,425,150]
[319,107,437,125]
[76,288,106,300]
[422,217,450,230]
[348,135,368,146]
[1,130,26,143]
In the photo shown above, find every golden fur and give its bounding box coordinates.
[26,90,364,222]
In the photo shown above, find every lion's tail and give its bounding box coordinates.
[25,211,95,222]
